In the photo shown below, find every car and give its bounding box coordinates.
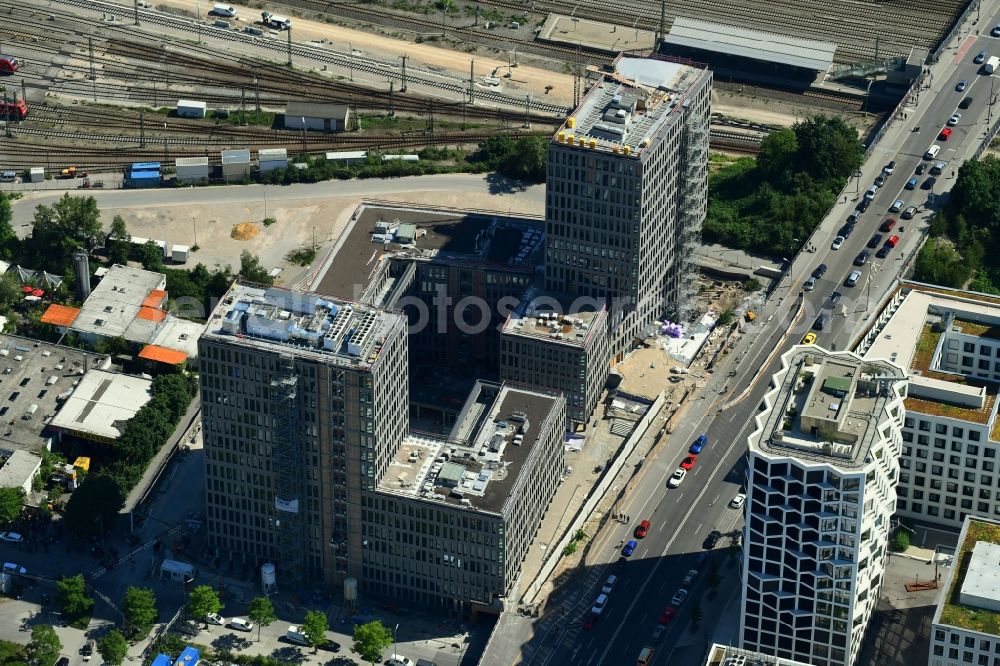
[205,613,225,626]
[948,113,961,126]
[846,210,860,224]
[689,434,708,454]
[614,556,628,572]
[671,589,689,606]
[856,197,871,212]
[889,199,904,213]
[695,551,710,566]
[880,218,897,232]
[905,176,918,190]
[385,657,416,666]
[960,96,974,109]
[0,531,22,543]
[825,291,842,308]
[812,264,828,279]
[55,659,69,666]
[592,593,609,614]
[922,176,938,190]
[703,530,722,550]
[803,276,816,292]
[813,314,830,330]
[658,606,677,624]
[583,613,599,630]
[832,236,845,250]
[876,245,891,259]
[931,161,948,175]
[939,127,953,140]
[854,250,870,266]
[874,173,886,187]
[635,520,651,539]
[680,455,697,470]
[801,332,817,345]
[173,622,200,638]
[729,493,747,509]
[865,185,878,200]
[975,50,988,64]
[667,468,687,488]
[601,574,618,594]
[993,23,1000,36]
[227,618,254,632]
[882,160,896,175]
[622,540,638,556]
[902,206,917,220]
[3,562,26,574]
[846,270,862,287]
[957,79,969,92]
[838,222,855,238]
[867,233,883,249]
[915,163,927,175]
[682,569,699,586]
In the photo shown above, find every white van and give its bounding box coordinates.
[212,3,236,16]
[637,647,654,666]
[925,144,941,160]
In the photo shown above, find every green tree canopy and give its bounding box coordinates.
[302,610,329,653]
[64,474,122,536]
[913,237,971,288]
[352,620,393,664]
[98,629,129,666]
[27,624,61,666]
[247,596,277,642]
[0,194,18,260]
[29,194,103,273]
[238,251,273,284]
[186,585,222,626]
[138,239,164,272]
[56,574,94,617]
[0,486,25,523]
[123,586,158,638]
[107,215,131,266]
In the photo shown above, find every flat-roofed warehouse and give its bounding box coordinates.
[49,370,153,444]
[283,103,350,132]
[662,18,837,83]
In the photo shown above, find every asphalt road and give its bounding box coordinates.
[538,21,1000,666]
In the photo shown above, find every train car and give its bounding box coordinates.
[0,56,18,74]
[0,99,27,120]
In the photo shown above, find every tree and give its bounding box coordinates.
[248,596,277,642]
[107,215,131,266]
[27,624,61,666]
[756,128,798,183]
[892,530,911,552]
[352,620,393,665]
[29,194,103,273]
[64,475,123,536]
[238,251,273,284]
[122,586,158,638]
[0,486,25,523]
[0,273,23,313]
[503,136,547,183]
[690,601,703,627]
[186,585,222,627]
[474,134,516,168]
[0,194,17,259]
[138,239,164,272]
[98,629,128,666]
[56,574,94,618]
[914,237,970,288]
[302,610,329,653]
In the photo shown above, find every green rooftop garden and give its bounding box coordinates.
[939,518,1000,635]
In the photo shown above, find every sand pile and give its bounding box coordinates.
[231,222,259,240]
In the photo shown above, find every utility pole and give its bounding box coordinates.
[240,87,246,125]
[286,27,292,66]
[254,75,260,114]
[139,111,145,148]
[134,0,139,25]
[388,81,394,117]
[475,3,479,26]
[197,6,202,43]
[400,54,408,92]
[523,94,530,128]
[88,37,95,80]
[658,0,665,50]
[348,41,354,82]
[469,60,474,103]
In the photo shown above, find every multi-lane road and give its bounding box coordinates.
[532,16,1000,666]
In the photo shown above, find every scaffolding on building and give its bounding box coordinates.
[674,96,709,323]
[271,353,305,582]
[327,368,350,579]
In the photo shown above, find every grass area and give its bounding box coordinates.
[69,611,93,630]
[939,518,1000,634]
[358,115,427,131]
[904,388,996,424]
[0,638,25,663]
[228,111,274,126]
[911,324,941,372]
[954,318,1000,340]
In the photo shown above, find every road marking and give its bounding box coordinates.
[592,413,761,665]
[954,34,978,63]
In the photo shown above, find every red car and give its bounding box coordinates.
[680,455,697,471]
[939,127,953,140]
[635,519,651,539]
[658,606,677,624]
[880,218,896,233]
[583,613,599,630]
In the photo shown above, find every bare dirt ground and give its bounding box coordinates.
[98,186,545,284]
[152,0,576,108]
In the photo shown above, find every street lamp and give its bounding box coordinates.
[392,623,399,659]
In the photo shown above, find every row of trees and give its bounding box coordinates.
[703,115,865,259]
[913,155,1000,292]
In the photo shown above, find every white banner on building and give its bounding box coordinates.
[275,497,299,513]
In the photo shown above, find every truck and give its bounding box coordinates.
[285,625,308,645]
[985,56,1000,75]
[261,11,291,29]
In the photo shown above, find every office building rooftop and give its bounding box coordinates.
[554,56,707,155]
[753,347,904,468]
[202,283,405,367]
[501,288,605,348]
[934,515,1000,634]
[49,370,153,442]
[378,383,560,514]
[69,265,167,342]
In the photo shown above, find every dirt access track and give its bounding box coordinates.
[153,0,577,108]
